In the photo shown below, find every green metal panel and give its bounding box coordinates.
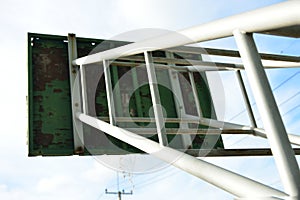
[28,33,223,157]
[28,33,74,156]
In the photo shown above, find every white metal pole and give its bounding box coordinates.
[103,60,116,125]
[72,1,300,66]
[233,30,300,199]
[144,51,168,146]
[79,64,89,114]
[188,72,203,118]
[235,70,257,128]
[67,34,84,153]
[166,51,192,149]
[76,113,287,199]
[254,128,300,147]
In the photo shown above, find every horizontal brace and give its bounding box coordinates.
[117,55,240,68]
[82,56,299,72]
[185,148,300,157]
[167,46,300,62]
[126,128,254,135]
[116,56,299,70]
[98,116,201,123]
[254,128,300,146]
[98,116,252,130]
[107,60,241,71]
[98,116,300,145]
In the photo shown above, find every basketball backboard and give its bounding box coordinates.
[28,33,223,156]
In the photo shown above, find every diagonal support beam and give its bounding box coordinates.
[233,30,300,199]
[77,113,287,199]
[235,70,257,128]
[144,51,168,146]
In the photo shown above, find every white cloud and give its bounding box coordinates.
[36,175,72,193]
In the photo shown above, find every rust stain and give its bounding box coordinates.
[33,95,43,102]
[33,47,69,91]
[34,132,54,147]
[39,105,44,112]
[53,88,63,93]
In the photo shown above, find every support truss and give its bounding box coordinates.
[68,1,300,199]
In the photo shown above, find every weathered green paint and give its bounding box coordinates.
[28,33,223,157]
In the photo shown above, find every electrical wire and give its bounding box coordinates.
[282,104,300,117]
[280,40,298,54]
[120,167,179,192]
[227,71,300,146]
[255,90,300,122]
[271,71,300,92]
[125,168,179,191]
[226,135,250,148]
[96,192,105,200]
[229,70,300,122]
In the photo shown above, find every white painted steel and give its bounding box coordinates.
[103,60,116,125]
[188,72,203,118]
[67,34,84,153]
[77,113,287,199]
[235,70,257,128]
[144,51,168,146]
[72,1,300,66]
[254,128,300,147]
[68,1,300,198]
[79,65,88,114]
[166,51,192,148]
[233,30,300,198]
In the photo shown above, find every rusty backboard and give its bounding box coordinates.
[28,33,224,156]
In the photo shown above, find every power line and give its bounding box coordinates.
[122,167,179,191]
[226,135,250,148]
[255,90,300,123]
[105,172,133,200]
[229,70,300,122]
[278,91,300,108]
[280,40,298,54]
[282,104,300,117]
[131,169,179,190]
[271,71,300,91]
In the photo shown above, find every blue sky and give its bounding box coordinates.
[1,0,299,199]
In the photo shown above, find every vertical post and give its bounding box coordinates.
[103,60,116,125]
[67,33,84,154]
[131,67,144,118]
[144,51,168,146]
[118,191,122,200]
[233,30,300,199]
[79,64,88,114]
[166,51,192,149]
[188,72,203,118]
[235,70,257,128]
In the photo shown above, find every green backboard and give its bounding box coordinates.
[28,33,223,156]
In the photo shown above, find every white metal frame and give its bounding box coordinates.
[165,51,193,149]
[69,1,300,199]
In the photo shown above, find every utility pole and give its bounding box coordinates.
[105,189,133,200]
[105,172,133,200]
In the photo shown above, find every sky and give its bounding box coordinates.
[0,0,299,199]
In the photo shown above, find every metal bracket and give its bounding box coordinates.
[67,33,85,154]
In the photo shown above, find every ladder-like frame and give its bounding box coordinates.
[68,1,300,199]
